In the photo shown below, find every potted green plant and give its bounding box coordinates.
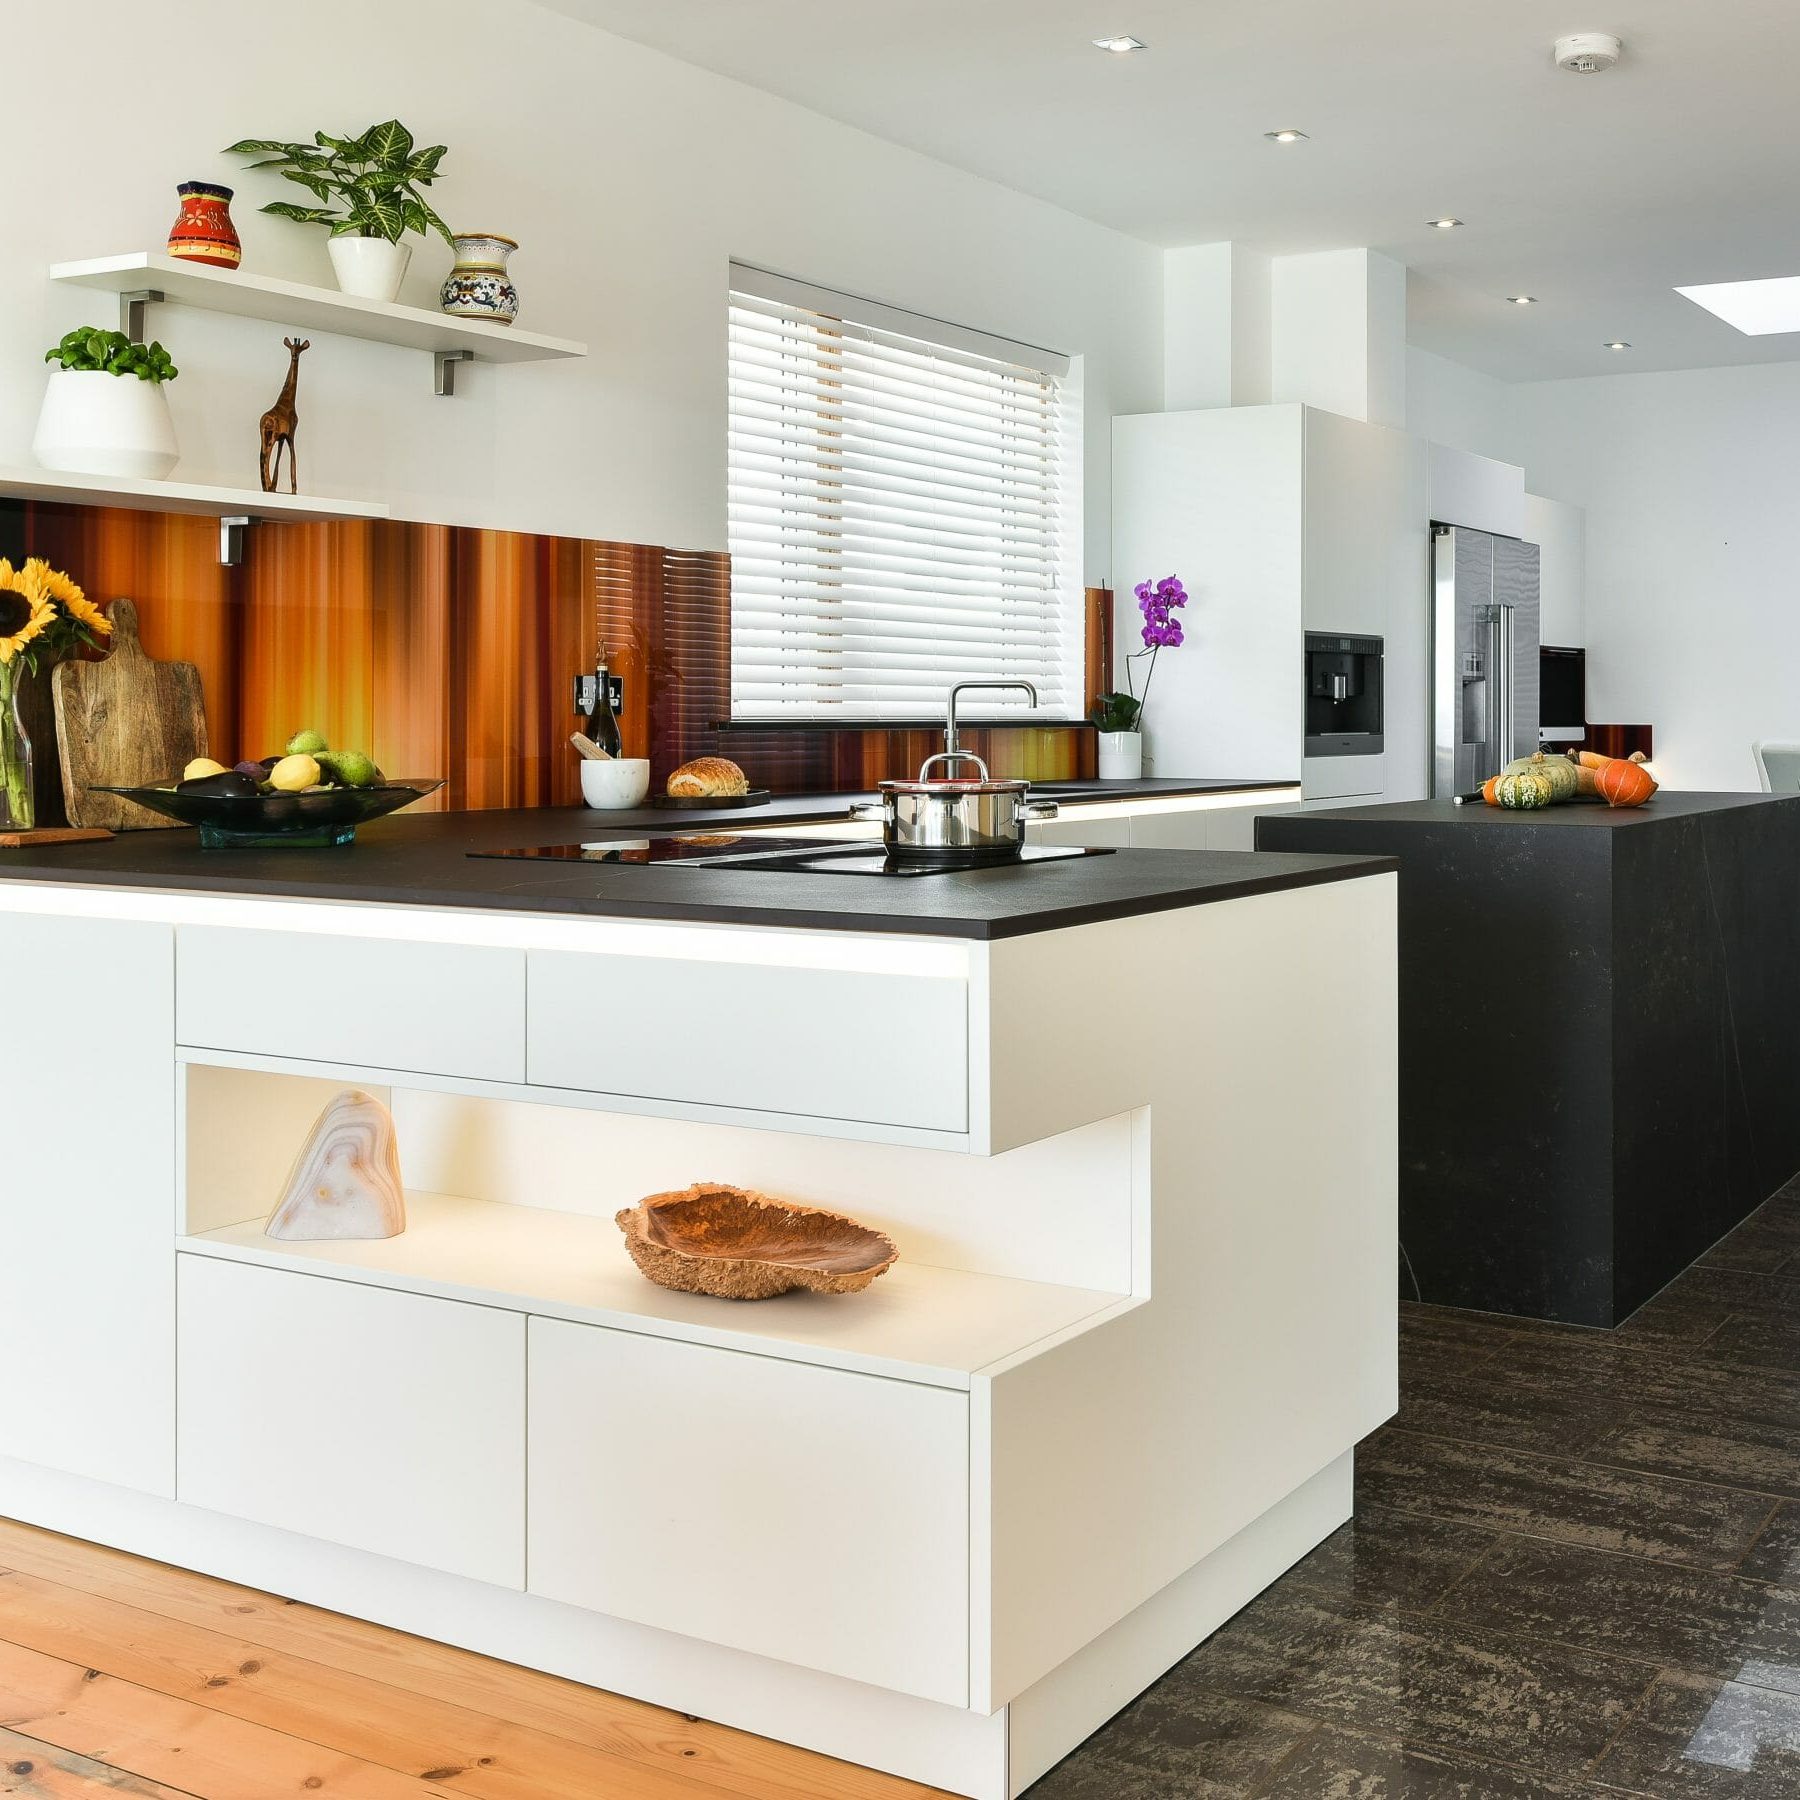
[33,329,180,480]
[225,120,454,304]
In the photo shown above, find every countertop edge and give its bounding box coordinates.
[0,852,1397,940]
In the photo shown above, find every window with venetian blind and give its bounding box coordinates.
[727,266,1082,723]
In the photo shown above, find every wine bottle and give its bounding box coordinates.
[585,652,623,758]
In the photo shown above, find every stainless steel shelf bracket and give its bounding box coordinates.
[119,289,165,343]
[218,515,250,567]
[434,349,474,396]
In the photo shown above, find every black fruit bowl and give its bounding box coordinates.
[93,779,444,848]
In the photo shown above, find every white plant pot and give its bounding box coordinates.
[32,369,179,481]
[1097,731,1144,780]
[327,236,412,304]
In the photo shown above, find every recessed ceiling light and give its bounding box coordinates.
[1264,129,1309,143]
[1092,34,1146,52]
[1604,340,1631,351]
[1676,277,1800,336]
[1507,295,1538,305]
[1428,218,1464,230]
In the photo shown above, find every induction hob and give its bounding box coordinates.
[471,834,1115,877]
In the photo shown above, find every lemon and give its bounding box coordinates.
[182,757,229,781]
[268,753,321,793]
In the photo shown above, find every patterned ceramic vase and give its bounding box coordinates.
[439,234,520,325]
[166,181,241,269]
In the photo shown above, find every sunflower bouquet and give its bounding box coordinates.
[0,558,110,831]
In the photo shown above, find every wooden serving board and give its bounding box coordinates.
[645,789,773,810]
[53,599,208,831]
[0,826,114,847]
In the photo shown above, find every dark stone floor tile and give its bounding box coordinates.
[1262,1727,1607,1797]
[1167,1586,1653,1781]
[1025,1689,1314,1797]
[1397,1362,1615,1459]
[1468,1326,1800,1434]
[1624,1264,1800,1336]
[1611,1288,1735,1350]
[1700,1200,1800,1276]
[1437,1537,1800,1689]
[1738,1503,1800,1586]
[1278,1507,1493,1614]
[1357,1430,1773,1570]
[1590,1403,1800,1501]
[1699,1314,1800,1376]
[1593,1672,1800,1794]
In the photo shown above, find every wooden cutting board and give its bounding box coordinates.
[53,598,208,831]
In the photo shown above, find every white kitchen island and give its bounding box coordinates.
[0,806,1394,1798]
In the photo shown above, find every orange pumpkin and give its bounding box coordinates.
[1481,775,1502,806]
[1595,758,1657,807]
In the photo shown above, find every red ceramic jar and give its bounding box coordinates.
[166,182,241,270]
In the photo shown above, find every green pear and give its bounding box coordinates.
[285,728,329,756]
[317,749,382,789]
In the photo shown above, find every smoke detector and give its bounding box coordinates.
[1554,32,1622,73]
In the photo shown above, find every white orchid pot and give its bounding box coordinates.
[1097,731,1144,780]
[33,369,179,480]
[327,236,412,303]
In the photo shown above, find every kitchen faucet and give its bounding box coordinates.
[945,680,1039,758]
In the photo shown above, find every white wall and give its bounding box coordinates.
[1510,360,1800,790]
[1405,348,1515,463]
[1271,252,1406,430]
[2,0,1162,561]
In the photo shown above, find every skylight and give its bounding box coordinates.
[1676,277,1800,336]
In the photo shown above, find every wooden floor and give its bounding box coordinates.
[0,1516,948,1800]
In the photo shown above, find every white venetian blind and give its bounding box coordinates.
[728,267,1082,722]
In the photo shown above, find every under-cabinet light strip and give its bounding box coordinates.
[0,882,970,977]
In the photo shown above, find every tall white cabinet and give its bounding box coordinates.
[1113,403,1428,805]
[1,912,176,1494]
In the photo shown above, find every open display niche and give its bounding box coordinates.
[178,1059,1142,1390]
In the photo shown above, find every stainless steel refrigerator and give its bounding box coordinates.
[1432,525,1541,797]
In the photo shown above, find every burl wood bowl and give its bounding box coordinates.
[615,1183,899,1301]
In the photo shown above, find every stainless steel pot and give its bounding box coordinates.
[850,751,1058,863]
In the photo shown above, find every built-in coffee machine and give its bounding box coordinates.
[1304,632,1384,758]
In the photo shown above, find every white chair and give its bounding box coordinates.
[1753,742,1800,792]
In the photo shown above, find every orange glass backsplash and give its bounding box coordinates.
[2,501,1098,813]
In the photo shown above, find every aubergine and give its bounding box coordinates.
[178,770,263,799]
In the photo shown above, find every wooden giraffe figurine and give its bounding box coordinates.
[258,336,310,494]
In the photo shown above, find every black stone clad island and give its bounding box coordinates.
[1258,792,1800,1328]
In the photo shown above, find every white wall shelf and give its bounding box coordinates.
[179,1189,1128,1391]
[0,465,388,565]
[50,253,587,396]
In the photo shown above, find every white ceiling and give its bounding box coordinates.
[541,0,1800,383]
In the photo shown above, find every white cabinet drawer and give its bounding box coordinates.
[527,1318,970,1705]
[178,1257,525,1586]
[178,926,525,1080]
[527,951,967,1131]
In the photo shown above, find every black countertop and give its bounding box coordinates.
[0,790,1381,942]
[1268,792,1778,831]
[1258,786,1800,1324]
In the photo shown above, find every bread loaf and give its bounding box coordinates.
[666,756,750,798]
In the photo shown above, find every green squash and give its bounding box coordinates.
[1494,769,1556,810]
[1502,753,1578,803]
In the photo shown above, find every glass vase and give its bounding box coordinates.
[0,660,34,833]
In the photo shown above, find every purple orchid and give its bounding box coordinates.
[1093,575,1189,733]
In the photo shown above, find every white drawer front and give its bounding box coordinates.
[178,926,525,1080]
[528,951,967,1131]
[527,1318,970,1705]
[178,1257,525,1586]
